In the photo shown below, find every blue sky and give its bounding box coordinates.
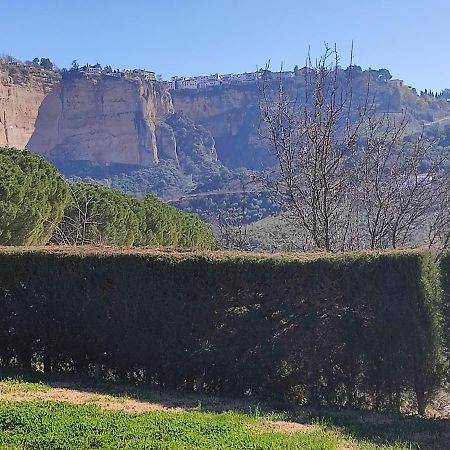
[2,0,448,91]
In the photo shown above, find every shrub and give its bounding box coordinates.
[137,195,217,249]
[56,183,141,245]
[0,148,69,245]
[0,248,444,414]
[55,185,216,249]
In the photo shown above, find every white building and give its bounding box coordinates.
[241,72,258,83]
[133,69,156,81]
[171,77,198,89]
[83,65,101,75]
[171,74,221,90]
[171,70,272,90]
[388,79,404,89]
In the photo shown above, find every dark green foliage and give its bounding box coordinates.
[441,253,450,371]
[59,183,141,245]
[0,249,444,414]
[0,148,69,245]
[109,160,195,198]
[57,183,217,249]
[137,195,217,249]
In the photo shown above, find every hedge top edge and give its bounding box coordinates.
[0,245,432,262]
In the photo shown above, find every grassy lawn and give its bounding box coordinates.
[0,378,49,395]
[0,377,448,449]
[0,401,342,450]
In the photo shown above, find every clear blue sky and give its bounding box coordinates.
[1,0,449,91]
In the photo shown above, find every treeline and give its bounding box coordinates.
[0,248,447,415]
[0,148,216,249]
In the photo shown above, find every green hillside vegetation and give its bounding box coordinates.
[0,148,69,245]
[0,148,216,249]
[59,183,217,249]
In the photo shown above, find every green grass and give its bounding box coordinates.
[0,401,339,450]
[0,377,446,449]
[320,412,450,450]
[0,378,49,395]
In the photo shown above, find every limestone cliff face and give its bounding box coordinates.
[170,78,446,170]
[3,66,447,174]
[0,64,59,149]
[28,75,175,166]
[171,85,271,169]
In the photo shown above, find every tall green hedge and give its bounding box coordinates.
[441,252,450,372]
[0,148,69,245]
[0,248,444,414]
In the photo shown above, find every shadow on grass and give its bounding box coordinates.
[313,409,450,450]
[0,369,280,415]
[1,369,450,449]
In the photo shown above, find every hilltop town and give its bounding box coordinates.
[3,54,450,100]
[0,55,422,94]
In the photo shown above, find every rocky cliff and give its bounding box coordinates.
[28,75,179,166]
[0,64,60,148]
[172,84,269,169]
[2,64,450,174]
[171,76,450,169]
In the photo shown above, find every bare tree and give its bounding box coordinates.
[259,46,368,251]
[356,114,448,249]
[427,171,450,259]
[51,184,103,245]
[260,46,449,253]
[214,179,253,251]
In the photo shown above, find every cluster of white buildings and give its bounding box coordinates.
[67,64,300,89]
[79,64,156,81]
[170,69,297,90]
[75,65,413,94]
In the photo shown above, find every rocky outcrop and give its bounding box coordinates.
[0,64,59,148]
[170,77,450,170]
[28,75,175,166]
[3,64,450,174]
[171,84,271,169]
[164,112,218,173]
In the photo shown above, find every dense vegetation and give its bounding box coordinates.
[57,183,217,248]
[0,248,444,414]
[0,148,69,245]
[441,252,450,371]
[137,194,217,248]
[0,148,216,249]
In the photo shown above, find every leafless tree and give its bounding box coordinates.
[51,184,103,245]
[260,45,449,253]
[427,172,450,259]
[259,46,369,251]
[215,180,253,251]
[356,114,448,249]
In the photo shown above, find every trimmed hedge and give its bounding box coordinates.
[441,252,450,370]
[0,248,445,413]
